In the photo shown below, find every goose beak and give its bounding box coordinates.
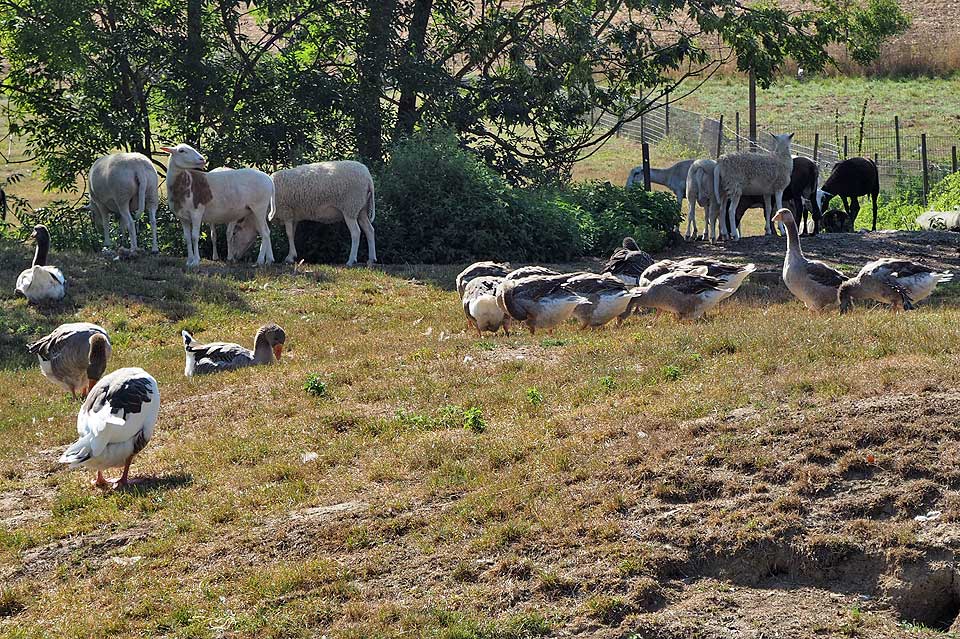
[273,344,283,361]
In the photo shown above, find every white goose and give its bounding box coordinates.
[59,368,160,489]
[28,323,112,398]
[15,225,65,303]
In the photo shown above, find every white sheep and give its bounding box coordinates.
[684,159,719,242]
[161,144,275,267]
[713,133,794,240]
[88,152,160,254]
[232,161,376,266]
[206,167,241,261]
[626,159,694,210]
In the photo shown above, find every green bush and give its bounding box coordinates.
[930,171,960,211]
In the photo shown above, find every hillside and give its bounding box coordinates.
[2,235,960,637]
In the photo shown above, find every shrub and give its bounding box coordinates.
[930,171,960,211]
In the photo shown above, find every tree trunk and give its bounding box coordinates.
[354,0,398,165]
[393,0,433,141]
[185,0,205,144]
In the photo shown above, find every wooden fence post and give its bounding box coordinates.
[921,133,929,206]
[873,153,879,231]
[642,143,652,191]
[640,113,646,144]
[813,133,819,163]
[749,70,757,150]
[894,115,901,165]
[665,91,670,138]
[716,115,724,159]
[953,146,958,174]
[843,135,848,159]
[735,111,740,152]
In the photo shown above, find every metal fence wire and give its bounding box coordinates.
[594,101,960,201]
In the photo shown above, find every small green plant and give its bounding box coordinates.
[663,364,682,382]
[599,375,615,391]
[475,340,496,351]
[525,387,544,407]
[463,406,486,433]
[540,337,568,347]
[303,374,328,398]
[585,595,631,625]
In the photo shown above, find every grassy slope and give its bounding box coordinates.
[1,244,960,637]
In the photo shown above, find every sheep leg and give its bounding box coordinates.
[226,221,238,262]
[685,196,696,240]
[190,214,203,266]
[344,215,362,267]
[93,203,112,249]
[774,190,786,236]
[727,194,741,241]
[358,208,377,266]
[211,224,220,261]
[181,220,195,266]
[253,209,274,265]
[284,220,298,264]
[118,202,138,252]
[147,200,159,254]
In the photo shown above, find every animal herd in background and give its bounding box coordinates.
[24,317,286,489]
[629,134,882,241]
[84,144,377,267]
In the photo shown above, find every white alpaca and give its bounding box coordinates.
[714,133,794,240]
[161,144,275,267]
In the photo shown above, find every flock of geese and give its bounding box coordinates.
[458,209,954,335]
[10,207,955,489]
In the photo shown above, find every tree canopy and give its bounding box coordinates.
[0,0,910,188]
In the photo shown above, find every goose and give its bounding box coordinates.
[15,225,65,303]
[456,261,511,298]
[838,259,953,314]
[462,276,512,336]
[563,272,642,328]
[602,237,655,286]
[181,323,286,376]
[496,274,590,334]
[505,266,561,280]
[771,208,848,312]
[59,367,160,489]
[27,323,112,398]
[638,258,756,296]
[630,268,733,321]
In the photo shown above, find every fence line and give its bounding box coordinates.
[595,101,960,201]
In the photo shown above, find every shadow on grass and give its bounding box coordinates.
[119,472,194,494]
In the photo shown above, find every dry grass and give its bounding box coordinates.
[1,239,960,637]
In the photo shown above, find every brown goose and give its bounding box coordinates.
[28,323,112,398]
[456,261,511,297]
[839,259,953,314]
[630,268,733,321]
[602,237,655,286]
[505,266,561,280]
[462,276,512,336]
[181,324,286,376]
[772,208,848,312]
[563,272,641,328]
[496,274,589,334]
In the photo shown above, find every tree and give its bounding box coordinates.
[0,0,910,190]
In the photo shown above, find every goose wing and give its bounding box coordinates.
[565,273,629,297]
[506,266,560,280]
[659,273,727,296]
[456,262,510,296]
[806,260,847,288]
[72,369,158,456]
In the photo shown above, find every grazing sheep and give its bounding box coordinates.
[88,152,160,254]
[820,157,879,232]
[722,157,822,238]
[917,210,960,231]
[627,159,694,210]
[161,143,275,267]
[233,161,376,266]
[714,133,794,239]
[685,159,719,242]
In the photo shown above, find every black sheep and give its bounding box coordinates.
[820,157,879,232]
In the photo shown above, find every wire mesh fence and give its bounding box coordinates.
[594,100,960,202]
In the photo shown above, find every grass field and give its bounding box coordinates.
[1,232,960,637]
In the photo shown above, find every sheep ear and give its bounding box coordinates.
[788,133,795,140]
[159,146,174,153]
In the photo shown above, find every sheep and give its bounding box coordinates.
[88,152,160,254]
[684,159,719,242]
[626,159,694,210]
[231,161,376,267]
[714,133,794,240]
[819,157,879,233]
[719,156,823,238]
[206,167,241,261]
[161,143,275,267]
[917,210,960,231]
